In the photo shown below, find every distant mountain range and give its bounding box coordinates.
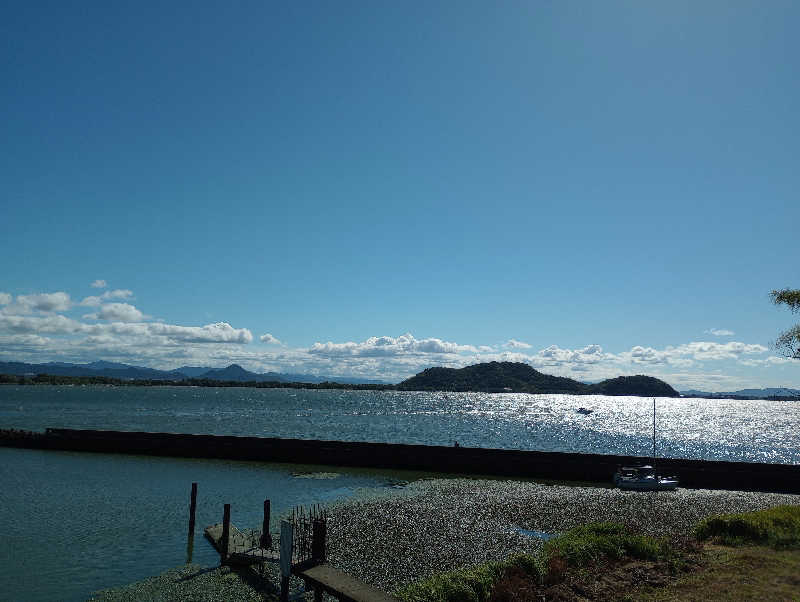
[680,387,800,399]
[397,361,680,397]
[0,360,388,385]
[7,359,793,398]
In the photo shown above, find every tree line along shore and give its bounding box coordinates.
[0,360,683,397]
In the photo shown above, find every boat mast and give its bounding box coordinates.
[652,397,657,464]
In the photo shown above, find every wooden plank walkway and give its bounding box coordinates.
[206,518,397,601]
[296,563,400,602]
[204,523,280,565]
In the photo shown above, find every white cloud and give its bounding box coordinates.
[94,303,146,322]
[0,313,87,334]
[300,336,780,384]
[0,282,795,390]
[309,333,478,357]
[0,310,252,346]
[80,289,134,307]
[615,341,767,367]
[533,344,608,366]
[705,328,735,337]
[676,341,767,361]
[0,334,52,348]
[144,322,253,344]
[8,292,72,314]
[738,356,797,367]
[628,345,667,363]
[653,371,754,392]
[91,280,107,288]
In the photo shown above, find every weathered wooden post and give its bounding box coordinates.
[188,482,198,534]
[279,519,293,602]
[311,518,326,564]
[311,518,327,602]
[221,504,231,564]
[260,499,272,549]
[186,482,198,564]
[185,534,194,564]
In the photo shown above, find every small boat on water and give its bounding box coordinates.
[576,407,593,415]
[614,398,679,491]
[613,464,679,491]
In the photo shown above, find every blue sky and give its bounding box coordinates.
[1,1,798,390]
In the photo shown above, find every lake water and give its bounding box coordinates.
[2,385,798,463]
[0,385,798,601]
[0,447,419,601]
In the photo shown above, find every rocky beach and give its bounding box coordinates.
[91,477,800,600]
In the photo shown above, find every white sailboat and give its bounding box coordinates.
[614,398,679,491]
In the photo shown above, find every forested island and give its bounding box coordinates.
[0,361,680,397]
[395,362,680,396]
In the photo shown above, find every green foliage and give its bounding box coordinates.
[394,561,504,602]
[397,361,590,394]
[505,551,546,581]
[774,325,800,360]
[590,375,680,397]
[695,505,800,549]
[770,288,800,359]
[397,361,679,396]
[543,523,669,568]
[771,289,800,312]
[394,523,670,602]
[396,509,800,602]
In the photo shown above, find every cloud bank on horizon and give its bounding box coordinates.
[0,283,796,391]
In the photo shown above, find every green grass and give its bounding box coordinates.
[396,507,800,602]
[543,522,668,567]
[394,522,672,602]
[694,504,800,548]
[393,561,505,602]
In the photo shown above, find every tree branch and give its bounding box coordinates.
[775,325,800,360]
[770,288,800,313]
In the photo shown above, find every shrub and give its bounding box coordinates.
[543,522,668,568]
[695,505,800,548]
[394,523,670,601]
[394,561,504,602]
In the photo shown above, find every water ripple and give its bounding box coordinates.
[1,386,798,464]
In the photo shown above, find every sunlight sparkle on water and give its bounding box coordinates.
[1,387,798,463]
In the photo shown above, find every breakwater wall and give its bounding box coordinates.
[2,428,799,494]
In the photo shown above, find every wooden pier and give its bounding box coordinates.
[296,564,399,602]
[200,495,398,602]
[204,522,280,566]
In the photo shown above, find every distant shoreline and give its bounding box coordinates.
[0,360,680,396]
[2,373,798,400]
[0,373,393,390]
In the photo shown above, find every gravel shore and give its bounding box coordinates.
[91,478,800,600]
[88,564,264,601]
[325,478,800,592]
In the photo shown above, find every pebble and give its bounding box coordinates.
[91,478,800,599]
[325,478,800,591]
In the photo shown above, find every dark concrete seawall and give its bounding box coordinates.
[2,428,799,494]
